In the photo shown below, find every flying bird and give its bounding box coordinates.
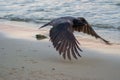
[39,16,110,60]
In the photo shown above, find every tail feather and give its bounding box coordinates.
[39,22,51,29]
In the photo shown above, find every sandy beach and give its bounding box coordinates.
[0,22,120,80]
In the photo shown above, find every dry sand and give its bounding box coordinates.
[0,22,120,80]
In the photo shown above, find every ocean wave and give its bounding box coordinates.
[117,26,120,30]
[115,3,120,6]
[0,16,31,22]
[0,16,52,24]
[0,16,120,31]
[92,24,120,31]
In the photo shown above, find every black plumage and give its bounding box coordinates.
[39,16,110,60]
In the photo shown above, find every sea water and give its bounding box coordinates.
[0,0,120,43]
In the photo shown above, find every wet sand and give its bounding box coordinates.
[0,22,120,80]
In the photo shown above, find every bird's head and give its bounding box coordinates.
[73,17,90,27]
[77,17,89,26]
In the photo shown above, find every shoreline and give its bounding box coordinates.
[0,21,119,54]
[0,22,120,80]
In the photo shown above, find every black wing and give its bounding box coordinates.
[74,23,110,44]
[49,22,82,60]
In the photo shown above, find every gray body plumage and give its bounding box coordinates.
[40,16,110,60]
[47,16,75,27]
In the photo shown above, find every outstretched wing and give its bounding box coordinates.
[74,23,110,44]
[49,22,82,60]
